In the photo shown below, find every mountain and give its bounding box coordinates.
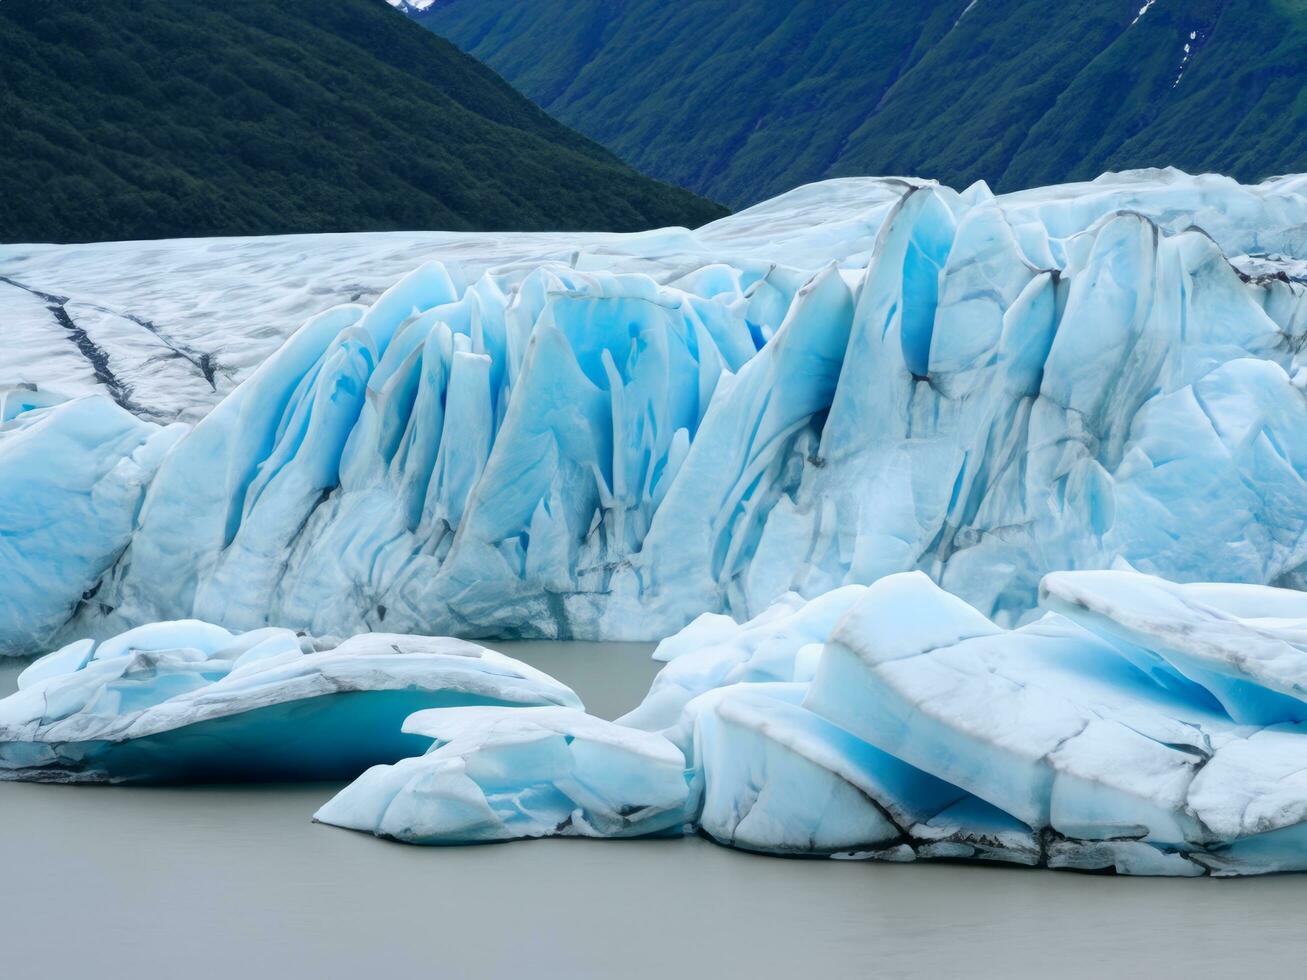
[417,0,1307,208]
[0,0,725,245]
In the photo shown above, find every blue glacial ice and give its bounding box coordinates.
[318,570,1307,876]
[314,706,691,843]
[0,394,185,656]
[5,170,1307,874]
[3,169,1307,655]
[802,571,1307,875]
[0,621,579,783]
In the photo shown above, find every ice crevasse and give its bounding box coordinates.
[318,570,1307,876]
[3,169,1307,654]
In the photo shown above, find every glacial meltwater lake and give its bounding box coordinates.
[3,642,1306,979]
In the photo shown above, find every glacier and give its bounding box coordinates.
[5,168,1307,875]
[3,168,1306,655]
[318,569,1307,876]
[0,622,579,783]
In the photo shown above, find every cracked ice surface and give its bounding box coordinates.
[3,169,1307,655]
[0,622,579,783]
[320,571,1307,875]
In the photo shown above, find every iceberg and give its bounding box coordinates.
[2,170,1306,654]
[315,706,690,843]
[800,571,1307,875]
[685,682,1041,864]
[0,621,580,783]
[318,570,1307,876]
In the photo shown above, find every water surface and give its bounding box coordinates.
[2,642,1305,979]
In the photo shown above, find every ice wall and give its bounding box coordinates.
[0,394,184,655]
[2,170,1306,652]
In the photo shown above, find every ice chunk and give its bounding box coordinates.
[0,624,580,783]
[689,683,1001,858]
[619,585,868,732]
[671,570,1307,873]
[805,572,1307,875]
[315,706,690,843]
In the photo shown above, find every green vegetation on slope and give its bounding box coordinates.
[0,0,725,244]
[422,0,1307,207]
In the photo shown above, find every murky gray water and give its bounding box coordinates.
[3,643,1306,979]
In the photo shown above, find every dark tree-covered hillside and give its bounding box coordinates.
[420,0,1307,207]
[0,0,726,244]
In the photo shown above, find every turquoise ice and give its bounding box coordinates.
[0,622,579,783]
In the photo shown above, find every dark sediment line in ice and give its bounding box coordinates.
[74,300,220,390]
[0,274,137,415]
[0,273,221,415]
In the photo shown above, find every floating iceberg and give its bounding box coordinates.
[685,682,1042,865]
[2,170,1306,655]
[319,570,1307,876]
[0,621,579,783]
[804,571,1307,875]
[315,706,690,843]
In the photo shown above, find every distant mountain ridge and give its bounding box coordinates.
[414,0,1307,208]
[0,0,724,244]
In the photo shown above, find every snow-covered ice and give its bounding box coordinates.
[386,0,440,12]
[0,622,580,783]
[3,169,1305,655]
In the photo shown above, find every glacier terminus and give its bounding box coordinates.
[4,169,1307,876]
[4,169,1307,654]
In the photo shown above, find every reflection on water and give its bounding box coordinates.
[2,642,1305,979]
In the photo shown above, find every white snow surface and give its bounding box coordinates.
[3,169,1307,656]
[386,0,439,11]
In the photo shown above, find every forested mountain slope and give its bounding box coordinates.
[0,0,725,244]
[419,0,1307,207]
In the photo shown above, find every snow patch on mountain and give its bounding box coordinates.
[386,0,440,12]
